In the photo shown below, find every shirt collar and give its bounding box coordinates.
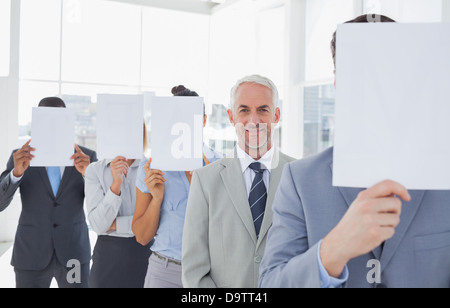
[236,145,274,174]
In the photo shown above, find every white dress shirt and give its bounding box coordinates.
[235,145,274,197]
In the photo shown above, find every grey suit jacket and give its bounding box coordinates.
[0,146,97,271]
[182,148,295,288]
[259,146,450,288]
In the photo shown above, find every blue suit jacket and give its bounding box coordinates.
[0,146,97,271]
[259,147,450,288]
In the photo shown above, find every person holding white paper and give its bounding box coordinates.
[84,122,152,288]
[132,85,222,288]
[0,97,97,288]
[259,14,450,288]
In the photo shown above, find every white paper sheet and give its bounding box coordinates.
[96,94,144,160]
[333,23,450,190]
[30,107,75,167]
[150,96,204,171]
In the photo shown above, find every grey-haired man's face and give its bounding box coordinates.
[227,82,280,155]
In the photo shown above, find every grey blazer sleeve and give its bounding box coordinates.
[182,170,217,288]
[0,152,21,212]
[258,162,322,288]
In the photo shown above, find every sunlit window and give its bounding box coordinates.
[363,0,442,22]
[19,0,61,80]
[141,7,210,95]
[61,0,141,85]
[18,0,212,151]
[18,81,60,130]
[207,2,286,154]
[305,0,354,82]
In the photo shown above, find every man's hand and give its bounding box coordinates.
[144,158,165,202]
[71,144,90,177]
[12,140,35,178]
[320,180,411,278]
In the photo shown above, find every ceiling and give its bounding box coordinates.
[106,0,232,15]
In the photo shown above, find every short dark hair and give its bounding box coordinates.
[171,85,205,116]
[172,85,199,97]
[331,14,396,67]
[38,96,66,108]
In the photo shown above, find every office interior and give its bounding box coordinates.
[0,0,448,287]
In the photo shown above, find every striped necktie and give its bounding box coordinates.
[248,162,267,238]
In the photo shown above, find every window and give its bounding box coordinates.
[303,84,335,158]
[19,0,61,80]
[363,0,442,22]
[305,0,354,82]
[207,1,286,154]
[18,81,60,129]
[18,0,211,152]
[61,0,142,85]
[141,7,210,94]
[302,0,355,157]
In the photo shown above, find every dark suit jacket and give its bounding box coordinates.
[0,145,97,271]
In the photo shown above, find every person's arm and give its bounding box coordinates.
[258,163,323,288]
[132,158,165,246]
[181,170,216,288]
[317,240,349,288]
[0,158,19,212]
[0,141,35,212]
[84,157,128,235]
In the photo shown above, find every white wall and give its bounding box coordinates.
[0,1,21,242]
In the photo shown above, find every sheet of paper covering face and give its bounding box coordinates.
[30,107,75,167]
[96,94,144,160]
[150,96,204,171]
[333,22,450,190]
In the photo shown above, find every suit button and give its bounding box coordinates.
[254,255,262,263]
[53,202,58,207]
[53,224,59,228]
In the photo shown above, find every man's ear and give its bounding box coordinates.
[273,107,281,125]
[227,109,235,126]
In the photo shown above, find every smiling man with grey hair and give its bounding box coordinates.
[181,74,294,288]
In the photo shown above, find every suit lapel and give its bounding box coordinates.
[331,163,383,260]
[379,190,425,272]
[38,167,55,198]
[56,167,74,198]
[55,147,80,198]
[38,167,75,199]
[220,157,257,244]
